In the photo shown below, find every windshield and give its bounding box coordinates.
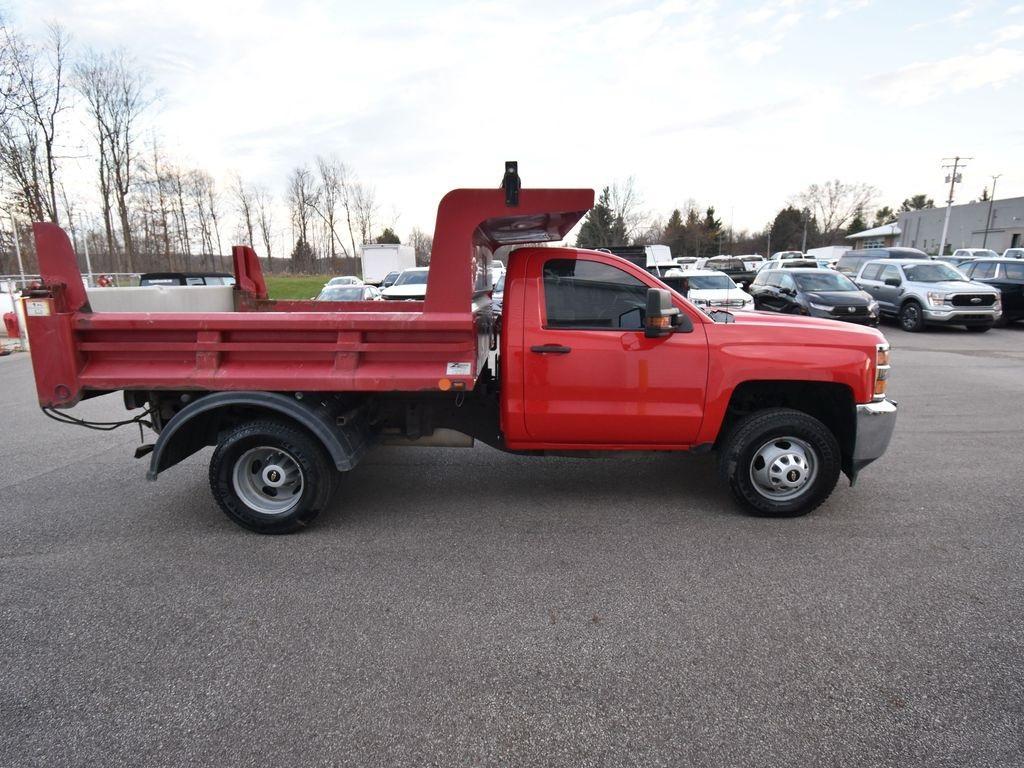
[317,286,364,301]
[777,251,803,259]
[904,263,966,283]
[394,270,428,286]
[708,259,744,270]
[971,250,998,259]
[494,274,505,292]
[688,275,736,290]
[795,273,857,291]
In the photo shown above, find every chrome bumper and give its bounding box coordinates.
[923,307,1000,322]
[848,398,898,483]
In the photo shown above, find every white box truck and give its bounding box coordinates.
[360,244,416,284]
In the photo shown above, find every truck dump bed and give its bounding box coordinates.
[25,184,593,408]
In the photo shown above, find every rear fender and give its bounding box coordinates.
[147,391,369,479]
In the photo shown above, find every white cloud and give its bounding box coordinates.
[869,47,1024,106]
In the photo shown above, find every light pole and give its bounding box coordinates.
[937,156,971,257]
[982,174,1001,249]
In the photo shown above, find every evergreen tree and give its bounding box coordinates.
[899,194,934,212]
[770,207,805,250]
[847,206,867,234]
[290,238,315,273]
[376,227,400,244]
[662,208,686,255]
[872,206,894,227]
[575,187,626,248]
[703,206,723,254]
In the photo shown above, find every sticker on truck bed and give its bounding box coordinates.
[446,362,472,376]
[25,299,52,317]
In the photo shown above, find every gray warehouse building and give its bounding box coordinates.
[898,196,1024,254]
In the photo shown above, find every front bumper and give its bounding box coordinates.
[922,307,1000,324]
[847,398,898,484]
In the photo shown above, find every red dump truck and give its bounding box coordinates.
[22,165,896,533]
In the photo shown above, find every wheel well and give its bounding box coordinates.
[718,381,855,466]
[146,392,370,479]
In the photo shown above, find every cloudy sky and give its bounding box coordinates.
[7,0,1024,241]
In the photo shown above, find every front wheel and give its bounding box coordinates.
[209,419,336,534]
[718,408,841,517]
[899,301,925,332]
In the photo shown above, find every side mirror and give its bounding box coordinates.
[645,288,690,337]
[884,278,900,287]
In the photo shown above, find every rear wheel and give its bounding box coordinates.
[209,419,336,534]
[899,301,925,332]
[718,408,841,517]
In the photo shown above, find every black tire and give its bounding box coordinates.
[965,324,992,333]
[718,408,841,518]
[209,419,336,534]
[898,300,925,332]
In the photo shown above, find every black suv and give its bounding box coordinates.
[960,259,1024,324]
[749,268,879,325]
[836,247,930,277]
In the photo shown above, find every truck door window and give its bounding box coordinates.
[543,259,648,330]
[860,264,882,281]
[972,262,996,279]
[879,265,900,284]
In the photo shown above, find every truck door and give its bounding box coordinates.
[521,253,709,446]
[874,264,903,312]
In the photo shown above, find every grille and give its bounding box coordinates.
[831,305,868,315]
[951,294,996,307]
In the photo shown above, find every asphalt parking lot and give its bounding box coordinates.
[1,323,1023,768]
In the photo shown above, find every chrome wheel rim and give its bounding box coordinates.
[749,436,818,501]
[232,446,304,515]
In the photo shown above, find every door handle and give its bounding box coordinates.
[530,344,572,354]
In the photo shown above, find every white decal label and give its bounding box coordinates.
[446,362,472,376]
[25,299,51,317]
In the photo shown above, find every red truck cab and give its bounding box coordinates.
[22,166,896,533]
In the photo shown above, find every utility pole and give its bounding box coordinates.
[801,208,809,252]
[937,156,971,257]
[982,174,1001,249]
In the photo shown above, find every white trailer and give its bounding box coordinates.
[360,244,416,284]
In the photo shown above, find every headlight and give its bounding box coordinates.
[868,301,879,314]
[808,302,833,311]
[874,343,890,401]
[926,291,948,307]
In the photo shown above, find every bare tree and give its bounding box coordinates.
[313,155,353,264]
[793,179,877,236]
[352,182,378,247]
[253,184,274,269]
[0,22,69,225]
[186,169,221,268]
[286,165,317,271]
[409,226,433,266]
[5,23,68,223]
[609,176,645,243]
[229,172,255,247]
[74,48,151,270]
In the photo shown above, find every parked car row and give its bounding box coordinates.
[315,248,1021,332]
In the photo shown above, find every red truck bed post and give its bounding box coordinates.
[425,187,594,314]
